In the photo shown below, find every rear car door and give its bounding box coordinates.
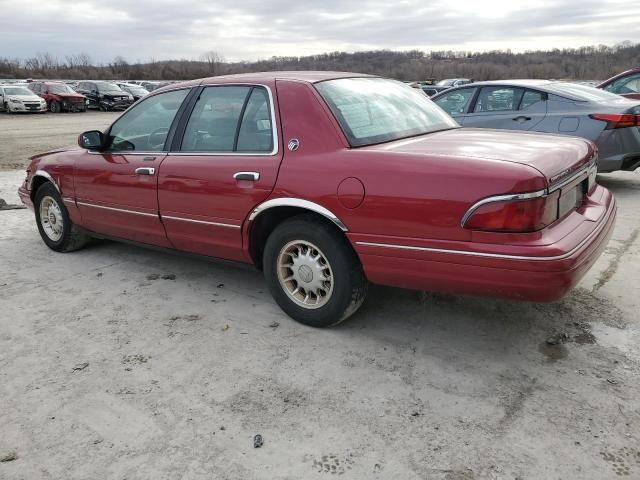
[158,83,283,262]
[432,87,477,125]
[463,86,547,130]
[73,88,190,246]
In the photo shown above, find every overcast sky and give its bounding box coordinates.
[1,0,638,63]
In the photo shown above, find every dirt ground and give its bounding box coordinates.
[0,115,639,479]
[0,112,118,170]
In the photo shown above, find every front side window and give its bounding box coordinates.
[474,87,524,112]
[107,89,189,152]
[181,86,274,153]
[433,88,476,116]
[604,73,640,95]
[316,78,458,147]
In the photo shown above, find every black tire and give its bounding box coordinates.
[50,101,61,113]
[34,182,90,252]
[263,215,368,327]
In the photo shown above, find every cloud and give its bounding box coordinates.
[0,0,638,62]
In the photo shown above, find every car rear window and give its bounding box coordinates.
[315,78,459,147]
[546,82,630,102]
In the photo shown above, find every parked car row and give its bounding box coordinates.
[0,79,160,113]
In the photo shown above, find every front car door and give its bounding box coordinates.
[73,88,191,246]
[158,82,283,262]
[462,86,547,131]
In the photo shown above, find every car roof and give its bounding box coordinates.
[153,71,375,92]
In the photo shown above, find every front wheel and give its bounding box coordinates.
[34,183,90,252]
[50,101,61,113]
[263,215,368,327]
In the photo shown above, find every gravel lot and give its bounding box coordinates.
[0,111,119,170]
[1,115,639,479]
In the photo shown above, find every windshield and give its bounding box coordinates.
[436,79,455,86]
[48,84,75,94]
[123,85,148,95]
[547,82,631,102]
[96,82,123,93]
[316,77,458,147]
[4,87,33,96]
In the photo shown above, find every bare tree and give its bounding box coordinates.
[200,50,224,76]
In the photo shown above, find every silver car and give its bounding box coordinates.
[432,80,640,172]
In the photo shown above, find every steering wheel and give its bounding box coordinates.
[149,127,169,150]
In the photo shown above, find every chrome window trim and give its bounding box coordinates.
[76,201,158,218]
[30,170,59,191]
[169,83,279,157]
[86,86,195,155]
[249,198,348,232]
[460,189,546,227]
[162,215,241,229]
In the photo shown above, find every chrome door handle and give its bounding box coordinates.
[233,172,260,181]
[135,167,155,175]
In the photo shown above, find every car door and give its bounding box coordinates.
[0,87,5,111]
[158,83,283,262]
[463,86,547,131]
[432,87,477,125]
[74,88,191,246]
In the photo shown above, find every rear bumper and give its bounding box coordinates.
[352,186,616,302]
[596,127,640,172]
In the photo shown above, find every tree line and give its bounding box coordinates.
[1,42,638,82]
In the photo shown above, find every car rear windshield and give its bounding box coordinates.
[316,78,458,147]
[546,82,631,103]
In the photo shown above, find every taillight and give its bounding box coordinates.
[463,191,560,233]
[589,113,640,129]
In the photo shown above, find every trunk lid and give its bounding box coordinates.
[365,128,595,188]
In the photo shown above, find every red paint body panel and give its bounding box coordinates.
[20,71,616,304]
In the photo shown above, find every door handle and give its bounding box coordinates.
[135,167,155,175]
[513,116,532,122]
[143,156,156,161]
[233,172,260,181]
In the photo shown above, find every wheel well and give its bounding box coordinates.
[30,176,51,200]
[249,207,347,270]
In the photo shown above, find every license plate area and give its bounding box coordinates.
[558,180,586,218]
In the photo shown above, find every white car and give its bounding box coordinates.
[0,85,47,113]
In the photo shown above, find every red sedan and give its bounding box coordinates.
[18,72,616,327]
[597,67,640,100]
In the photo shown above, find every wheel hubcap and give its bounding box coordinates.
[277,240,333,309]
[39,196,64,241]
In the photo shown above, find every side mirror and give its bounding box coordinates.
[79,130,104,150]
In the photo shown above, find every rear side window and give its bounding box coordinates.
[433,88,476,115]
[181,86,274,153]
[520,90,545,109]
[474,87,524,112]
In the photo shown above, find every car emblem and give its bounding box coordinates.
[287,138,300,151]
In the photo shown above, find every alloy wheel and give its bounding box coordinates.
[39,196,64,241]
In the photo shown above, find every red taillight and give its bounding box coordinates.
[589,113,640,129]
[464,191,559,233]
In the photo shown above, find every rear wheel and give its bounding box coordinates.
[50,101,61,113]
[34,182,90,252]
[263,215,368,327]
